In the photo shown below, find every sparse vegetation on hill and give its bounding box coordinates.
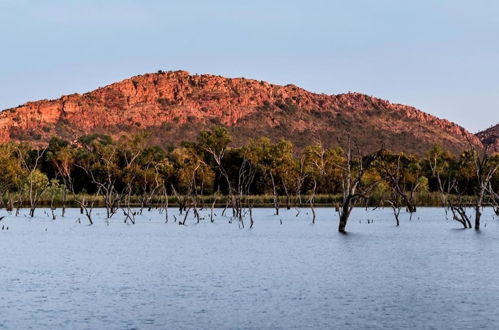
[477,123,499,153]
[0,70,482,154]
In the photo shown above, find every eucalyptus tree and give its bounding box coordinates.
[245,137,294,216]
[196,126,232,194]
[0,143,23,212]
[15,143,49,217]
[45,137,76,216]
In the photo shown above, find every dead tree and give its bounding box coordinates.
[269,170,280,216]
[163,186,170,223]
[294,156,306,216]
[488,182,499,216]
[75,187,101,225]
[303,142,327,224]
[76,144,123,219]
[378,153,421,215]
[469,147,499,230]
[428,147,472,228]
[17,146,48,217]
[384,193,402,226]
[49,146,75,217]
[336,144,380,233]
[138,165,163,215]
[308,179,317,224]
[235,157,257,226]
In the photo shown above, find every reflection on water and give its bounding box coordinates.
[1,207,498,329]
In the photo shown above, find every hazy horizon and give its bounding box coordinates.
[1,0,498,132]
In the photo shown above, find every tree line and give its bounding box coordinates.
[0,127,497,232]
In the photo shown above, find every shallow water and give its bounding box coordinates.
[0,207,498,329]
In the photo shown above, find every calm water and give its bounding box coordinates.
[1,207,498,329]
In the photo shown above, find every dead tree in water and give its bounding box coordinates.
[427,144,498,229]
[308,179,317,224]
[469,147,499,230]
[377,152,422,217]
[448,182,473,229]
[17,146,49,217]
[76,142,122,219]
[385,194,402,226]
[269,171,280,216]
[169,146,211,225]
[47,180,62,220]
[137,163,163,215]
[75,187,101,225]
[162,186,170,223]
[303,142,326,224]
[488,182,499,216]
[210,188,219,223]
[427,146,472,228]
[294,156,307,217]
[335,142,380,233]
[235,156,257,227]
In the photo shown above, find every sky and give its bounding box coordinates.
[0,0,498,133]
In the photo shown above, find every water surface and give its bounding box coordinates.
[1,207,498,329]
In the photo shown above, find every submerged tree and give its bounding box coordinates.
[334,140,380,233]
[377,151,428,224]
[16,144,49,217]
[466,146,499,230]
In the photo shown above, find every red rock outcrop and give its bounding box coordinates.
[0,70,482,154]
[477,124,499,154]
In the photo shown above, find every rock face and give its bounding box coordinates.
[477,124,499,153]
[0,70,482,154]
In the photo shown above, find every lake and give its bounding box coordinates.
[1,207,498,329]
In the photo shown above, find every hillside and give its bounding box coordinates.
[477,124,499,153]
[0,70,482,154]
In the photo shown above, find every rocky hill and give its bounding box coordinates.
[0,70,482,154]
[477,124,499,153]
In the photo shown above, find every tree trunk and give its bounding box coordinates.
[338,197,352,233]
[475,205,481,230]
[475,190,484,230]
[270,171,279,216]
[338,211,349,233]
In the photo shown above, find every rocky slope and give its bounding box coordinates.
[0,70,482,154]
[477,124,499,153]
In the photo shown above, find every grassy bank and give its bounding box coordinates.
[4,192,480,208]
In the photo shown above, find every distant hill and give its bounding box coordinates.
[0,70,482,154]
[477,124,499,153]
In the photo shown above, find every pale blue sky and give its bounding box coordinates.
[1,0,498,132]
